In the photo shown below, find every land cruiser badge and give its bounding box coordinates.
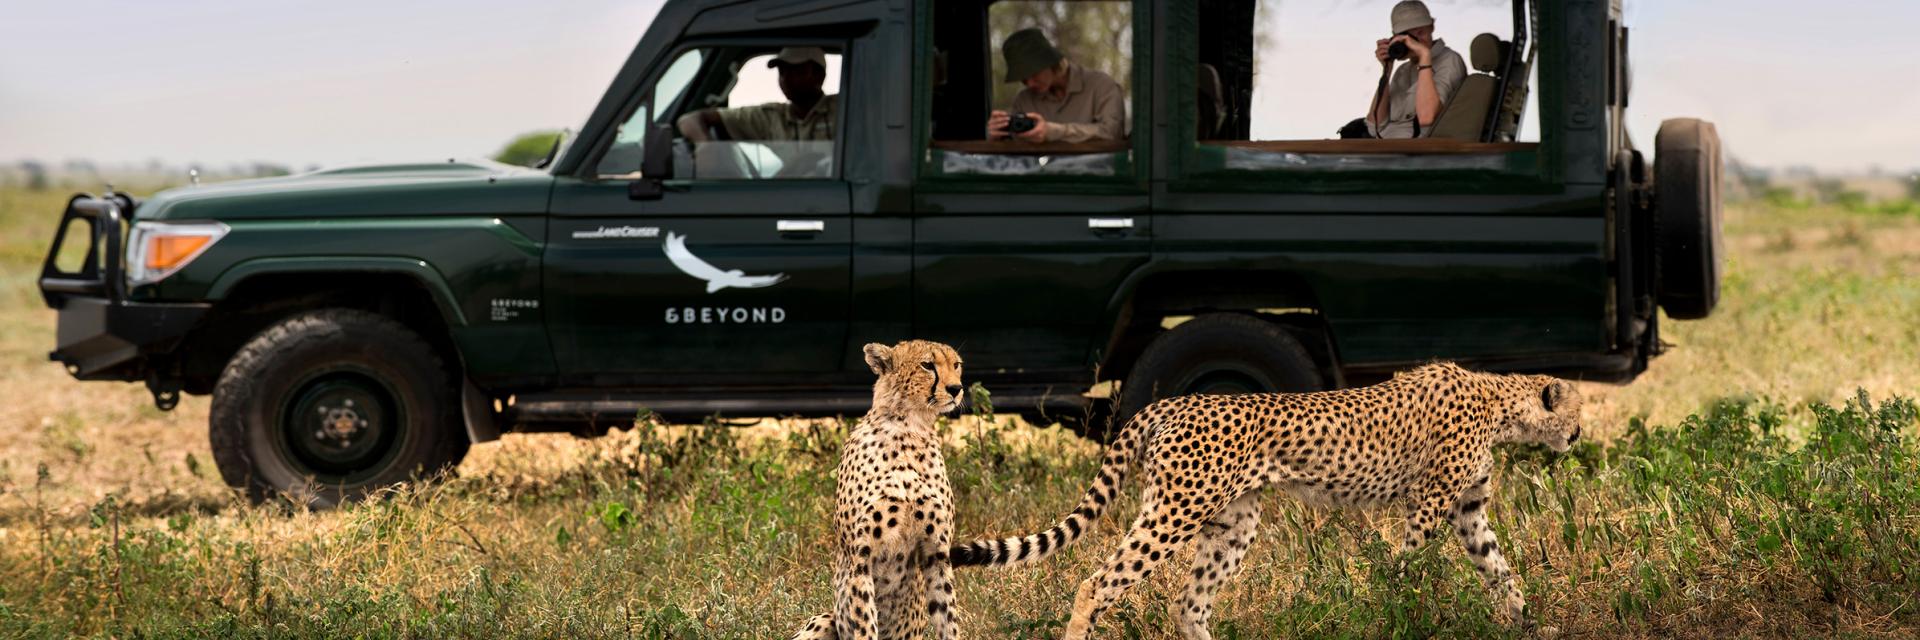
[664,232,788,293]
[571,225,658,239]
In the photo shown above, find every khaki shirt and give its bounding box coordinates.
[717,94,837,141]
[1009,63,1127,143]
[1371,39,1468,139]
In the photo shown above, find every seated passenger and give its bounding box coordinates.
[678,47,834,143]
[986,29,1126,143]
[1364,1,1468,139]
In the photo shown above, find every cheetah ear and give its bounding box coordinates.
[1541,380,1565,412]
[863,343,894,375]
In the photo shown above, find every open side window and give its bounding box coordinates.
[591,44,846,181]
[1176,0,1544,187]
[918,0,1146,184]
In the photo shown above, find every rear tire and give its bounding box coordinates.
[1653,118,1724,320]
[209,309,468,508]
[1083,313,1324,442]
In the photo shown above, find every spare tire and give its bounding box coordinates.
[1653,118,1724,320]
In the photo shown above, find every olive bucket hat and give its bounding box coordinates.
[1002,28,1063,83]
[1390,1,1435,34]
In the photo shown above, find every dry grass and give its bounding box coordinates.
[1,186,1917,638]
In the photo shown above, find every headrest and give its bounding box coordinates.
[1470,33,1510,73]
[1197,63,1224,101]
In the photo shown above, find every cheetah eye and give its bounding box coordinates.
[920,361,936,372]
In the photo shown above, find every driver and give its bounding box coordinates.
[1364,1,1467,139]
[677,47,834,143]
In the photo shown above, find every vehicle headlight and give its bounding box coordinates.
[125,221,229,286]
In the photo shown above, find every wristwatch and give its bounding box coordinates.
[1418,64,1434,71]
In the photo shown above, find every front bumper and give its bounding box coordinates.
[40,193,209,386]
[49,296,208,381]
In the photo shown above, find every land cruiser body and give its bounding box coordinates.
[39,0,1720,505]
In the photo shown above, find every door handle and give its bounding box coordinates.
[1087,217,1134,230]
[777,219,825,233]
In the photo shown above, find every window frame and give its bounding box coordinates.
[1163,0,1561,195]
[911,0,1153,195]
[580,38,852,184]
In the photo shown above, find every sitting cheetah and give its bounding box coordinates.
[791,340,967,640]
[951,362,1582,639]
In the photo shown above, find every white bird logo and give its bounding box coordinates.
[662,232,789,293]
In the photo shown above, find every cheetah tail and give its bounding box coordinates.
[948,410,1149,567]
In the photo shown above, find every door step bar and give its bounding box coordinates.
[505,386,1093,432]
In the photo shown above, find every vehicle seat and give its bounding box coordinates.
[1197,63,1227,140]
[1428,33,1508,141]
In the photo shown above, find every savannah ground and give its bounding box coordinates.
[1,185,1917,638]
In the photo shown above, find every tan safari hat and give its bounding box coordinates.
[1390,0,1434,34]
[1002,28,1064,83]
[767,46,827,69]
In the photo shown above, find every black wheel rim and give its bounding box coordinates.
[1183,368,1269,396]
[276,368,405,486]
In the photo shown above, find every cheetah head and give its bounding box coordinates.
[1502,377,1584,452]
[863,340,966,415]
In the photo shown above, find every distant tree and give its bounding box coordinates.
[1811,177,1849,205]
[494,130,565,167]
[1909,172,1920,201]
[64,159,99,179]
[250,162,292,178]
[19,161,49,191]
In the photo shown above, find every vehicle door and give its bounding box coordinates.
[911,0,1153,377]
[546,42,854,378]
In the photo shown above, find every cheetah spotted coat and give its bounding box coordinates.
[790,340,967,640]
[950,362,1583,639]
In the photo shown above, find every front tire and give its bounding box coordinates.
[209,309,468,507]
[1087,313,1324,442]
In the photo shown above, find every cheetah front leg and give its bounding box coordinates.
[1174,492,1263,640]
[833,554,880,640]
[1400,484,1455,553]
[1450,481,1528,624]
[921,543,959,640]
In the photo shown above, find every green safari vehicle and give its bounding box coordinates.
[39,0,1720,505]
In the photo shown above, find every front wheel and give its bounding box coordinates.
[209,309,468,507]
[1090,313,1324,442]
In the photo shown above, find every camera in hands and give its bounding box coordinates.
[1007,112,1037,135]
[1386,37,1410,61]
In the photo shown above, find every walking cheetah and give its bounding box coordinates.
[791,340,967,640]
[950,362,1582,639]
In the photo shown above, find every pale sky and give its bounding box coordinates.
[1,0,1914,173]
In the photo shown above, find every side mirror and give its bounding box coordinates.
[629,122,675,201]
[642,122,673,178]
